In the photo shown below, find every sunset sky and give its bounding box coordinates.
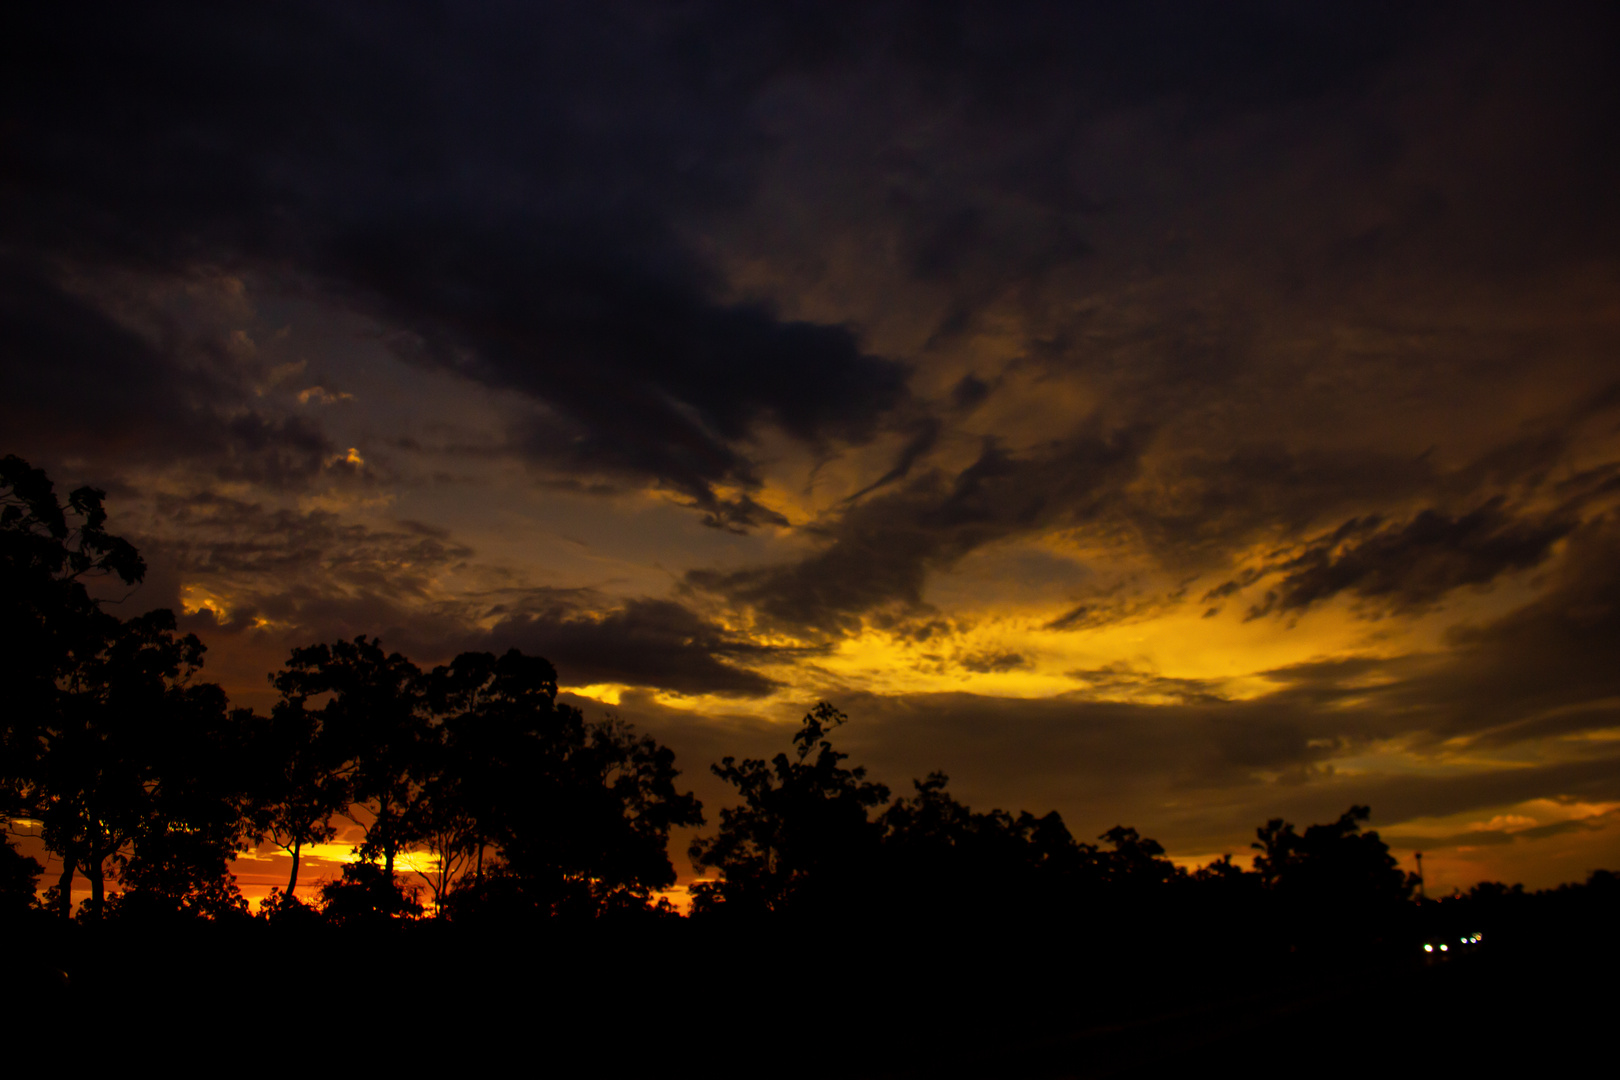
[6,2,1620,901]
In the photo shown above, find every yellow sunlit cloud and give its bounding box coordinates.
[566,684,630,706]
[180,583,233,623]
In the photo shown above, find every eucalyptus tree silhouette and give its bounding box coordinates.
[107,695,258,921]
[272,638,431,879]
[415,649,564,908]
[269,642,704,921]
[428,649,703,920]
[4,456,258,920]
[689,702,889,919]
[249,696,349,902]
[1,454,144,845]
[35,610,248,919]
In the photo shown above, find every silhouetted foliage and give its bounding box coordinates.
[111,700,259,922]
[257,885,324,928]
[879,771,1096,922]
[318,861,423,926]
[34,610,249,919]
[1098,824,1185,891]
[0,834,43,917]
[3,459,257,921]
[247,697,348,900]
[272,637,432,882]
[419,649,569,908]
[266,640,704,922]
[1252,804,1413,950]
[1,454,144,851]
[690,703,889,919]
[429,649,703,920]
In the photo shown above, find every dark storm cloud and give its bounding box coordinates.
[692,414,1583,639]
[842,417,942,503]
[1252,520,1620,752]
[689,425,1148,633]
[957,650,1028,675]
[147,492,789,697]
[1200,527,1620,755]
[1064,665,1227,707]
[1420,522,1620,740]
[1044,590,1169,633]
[8,3,1572,525]
[1223,500,1574,619]
[1128,445,1443,573]
[153,493,473,590]
[2,3,911,521]
[144,492,480,651]
[0,261,334,486]
[476,595,787,699]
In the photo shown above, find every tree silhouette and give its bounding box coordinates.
[4,457,262,920]
[1,455,144,869]
[112,699,258,921]
[249,697,349,902]
[1253,805,1410,902]
[690,702,889,918]
[414,649,561,907]
[880,771,1095,921]
[271,637,431,890]
[0,835,43,918]
[318,859,424,926]
[30,610,236,918]
[1252,805,1412,949]
[431,649,703,919]
[1098,824,1184,891]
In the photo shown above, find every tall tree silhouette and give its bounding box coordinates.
[690,702,889,918]
[413,650,557,906]
[36,610,235,919]
[113,699,257,921]
[271,638,431,885]
[431,649,703,919]
[1,455,144,854]
[249,697,349,902]
[5,456,257,919]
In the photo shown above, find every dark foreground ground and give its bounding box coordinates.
[7,912,1610,1076]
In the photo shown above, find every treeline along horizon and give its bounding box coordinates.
[3,453,1611,950]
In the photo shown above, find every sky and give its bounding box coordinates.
[5,1,1620,901]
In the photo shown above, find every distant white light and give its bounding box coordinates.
[1440,944,1449,951]
[1423,944,1433,953]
